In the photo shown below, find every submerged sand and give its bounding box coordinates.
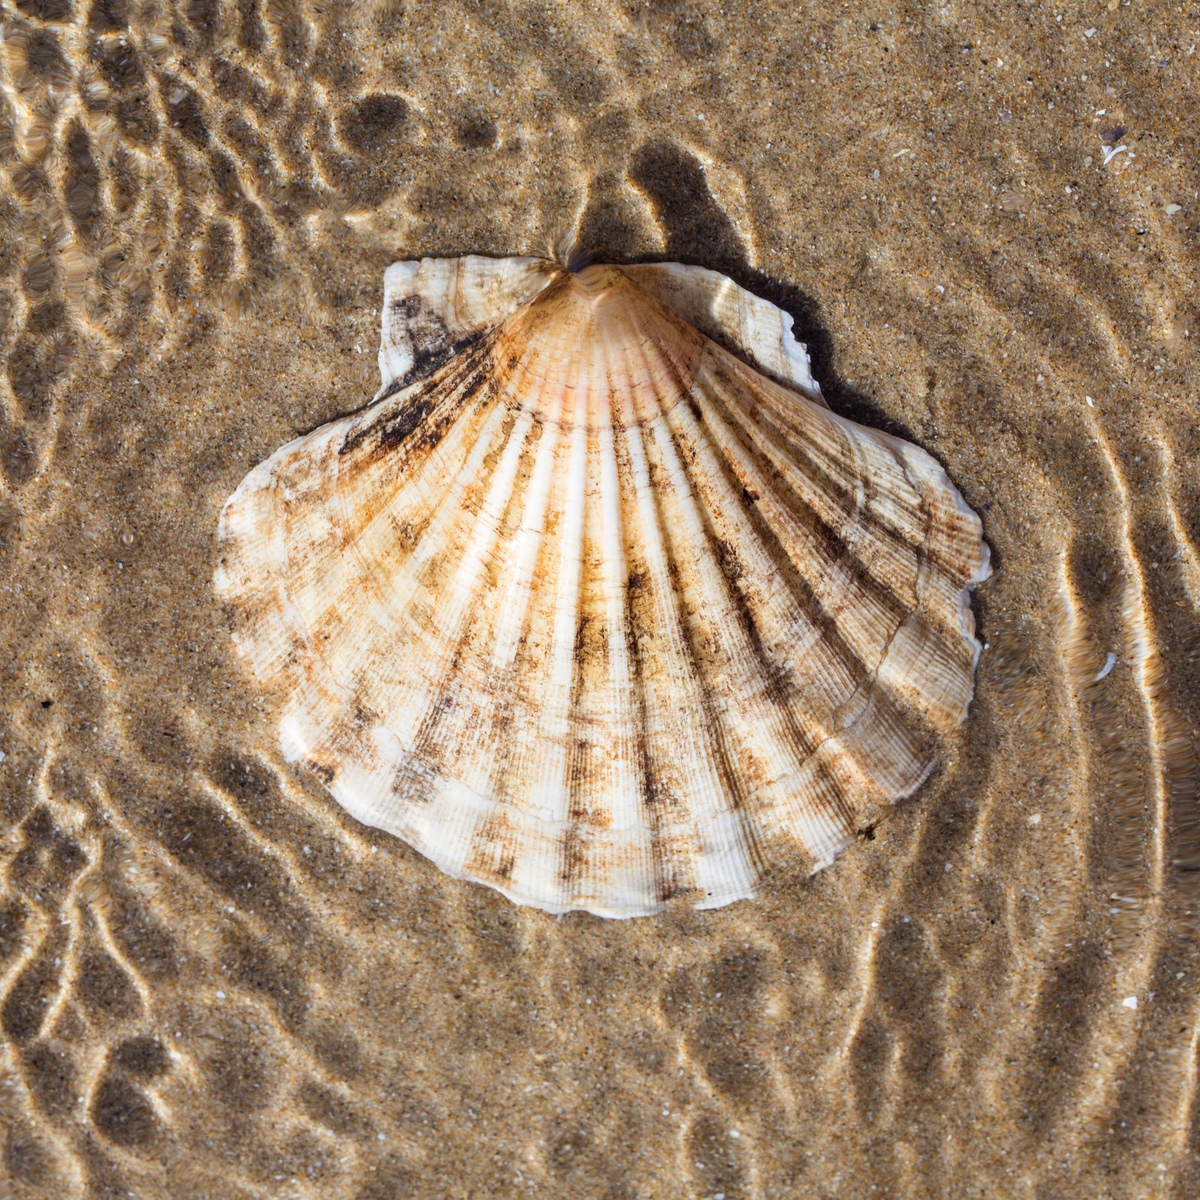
[0,2,1198,1198]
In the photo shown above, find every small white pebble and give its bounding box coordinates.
[730,1131,740,1139]
[1094,651,1116,681]
[1084,27,1097,38]
[1085,395,1095,407]
[944,862,952,873]
[1036,374,1044,382]
[1028,813,1042,825]
[1122,996,1138,1010]
[215,990,226,1000]
[1166,203,1182,215]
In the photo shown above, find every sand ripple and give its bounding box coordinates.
[1,2,1198,1197]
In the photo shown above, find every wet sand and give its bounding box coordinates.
[1,1,1198,1197]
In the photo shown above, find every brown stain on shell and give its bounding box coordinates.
[215,257,990,918]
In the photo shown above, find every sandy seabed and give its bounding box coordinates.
[0,1,1198,1197]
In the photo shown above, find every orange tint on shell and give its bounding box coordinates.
[215,257,990,917]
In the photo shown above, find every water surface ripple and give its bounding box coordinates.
[0,2,1197,1198]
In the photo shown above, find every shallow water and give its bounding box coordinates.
[0,2,1198,1198]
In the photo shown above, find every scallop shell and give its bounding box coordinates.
[215,257,990,918]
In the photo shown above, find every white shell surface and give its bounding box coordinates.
[216,259,990,918]
[623,262,825,403]
[376,255,557,400]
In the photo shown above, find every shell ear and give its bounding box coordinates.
[377,256,558,400]
[623,263,827,406]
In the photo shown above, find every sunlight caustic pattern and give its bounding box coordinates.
[0,1,1198,1197]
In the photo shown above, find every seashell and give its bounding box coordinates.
[215,256,990,918]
